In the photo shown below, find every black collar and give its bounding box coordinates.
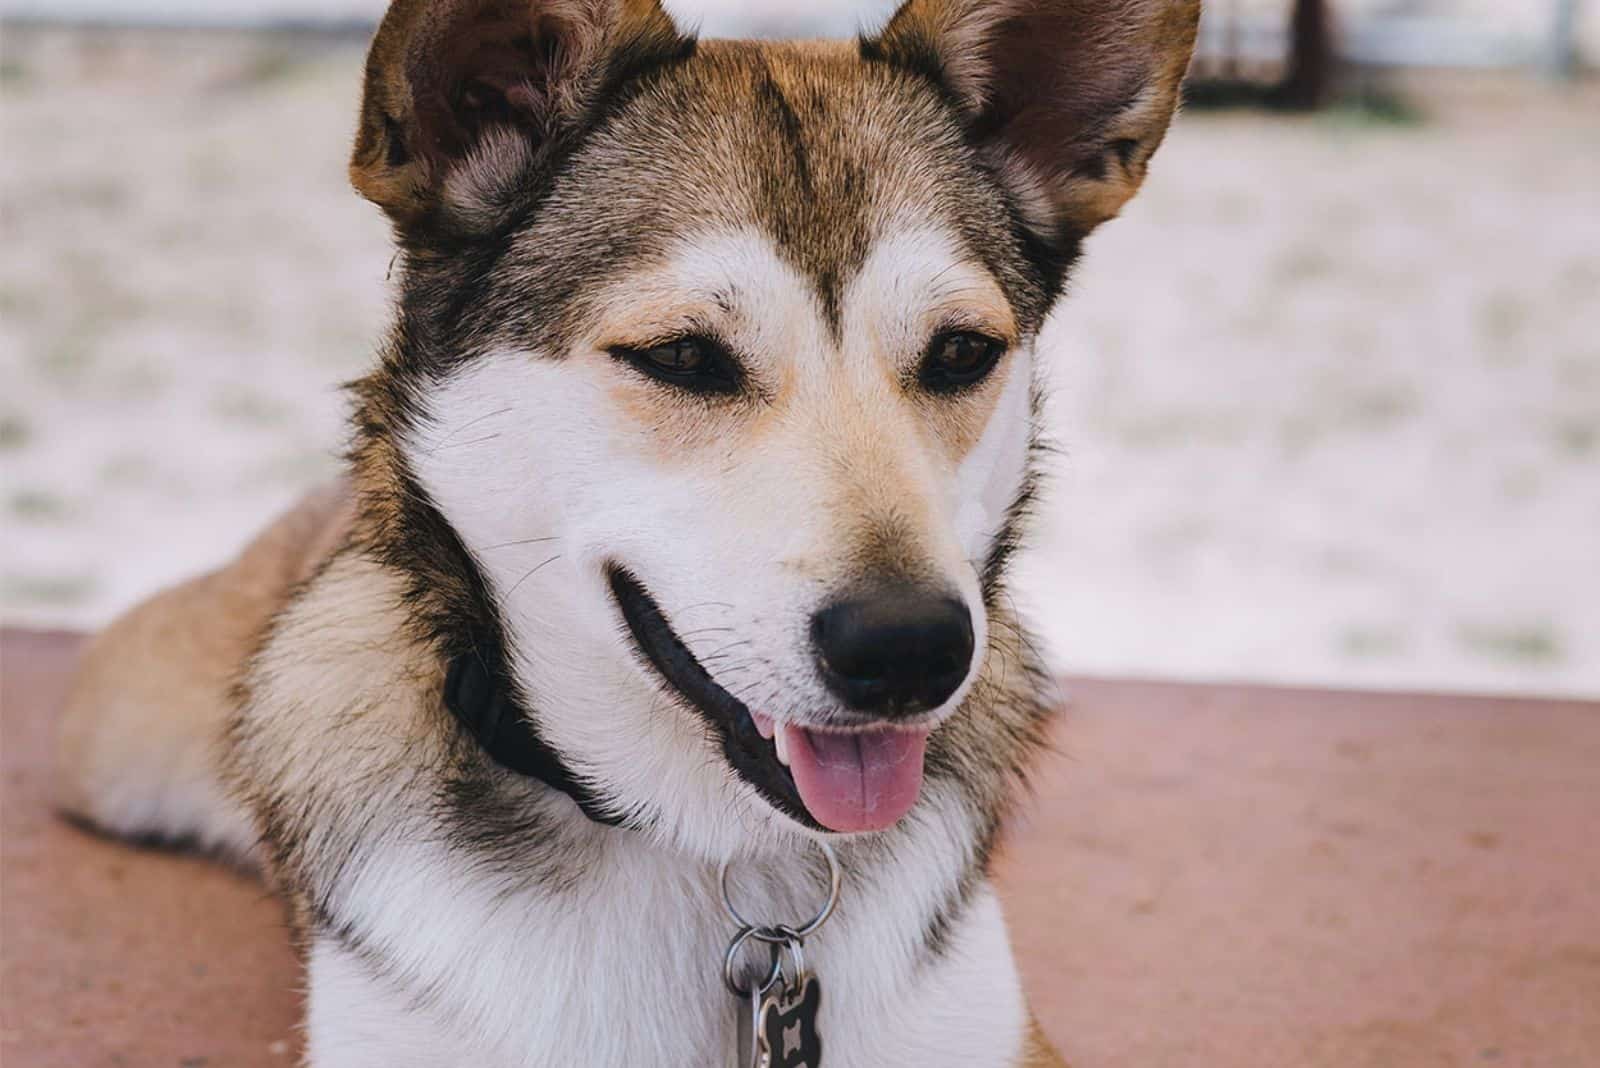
[443,650,624,828]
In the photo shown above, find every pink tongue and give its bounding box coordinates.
[784,725,930,833]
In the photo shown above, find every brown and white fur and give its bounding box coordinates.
[57,2,1199,1064]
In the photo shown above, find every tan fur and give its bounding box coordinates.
[1020,1019,1071,1067]
[56,482,354,860]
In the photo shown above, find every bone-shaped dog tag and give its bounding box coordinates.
[757,973,823,1068]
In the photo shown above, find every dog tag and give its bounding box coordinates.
[757,972,823,1068]
[719,844,838,1068]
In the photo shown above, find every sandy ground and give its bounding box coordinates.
[2,28,1596,696]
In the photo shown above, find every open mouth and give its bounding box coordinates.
[607,566,931,833]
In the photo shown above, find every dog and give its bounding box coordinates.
[56,1,1199,1063]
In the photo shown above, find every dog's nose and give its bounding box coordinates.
[810,587,975,718]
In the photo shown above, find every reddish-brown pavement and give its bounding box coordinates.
[3,629,1597,1066]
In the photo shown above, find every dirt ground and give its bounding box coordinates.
[2,28,1596,696]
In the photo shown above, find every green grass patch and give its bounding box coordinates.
[1457,622,1564,665]
[8,489,71,522]
[2,572,97,608]
[1339,625,1409,659]
[0,414,30,452]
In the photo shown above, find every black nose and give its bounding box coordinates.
[810,587,975,718]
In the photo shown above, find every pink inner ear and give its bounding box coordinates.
[352,0,690,222]
[406,6,554,164]
[976,12,1151,180]
[459,37,551,121]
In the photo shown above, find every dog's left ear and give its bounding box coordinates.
[864,0,1201,242]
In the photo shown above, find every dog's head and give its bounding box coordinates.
[353,0,1198,851]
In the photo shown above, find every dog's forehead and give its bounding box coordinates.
[519,39,1047,336]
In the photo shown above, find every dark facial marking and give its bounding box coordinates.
[755,65,813,196]
[750,60,852,337]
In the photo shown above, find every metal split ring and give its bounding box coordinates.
[723,925,784,998]
[722,923,811,999]
[779,930,807,987]
[718,838,841,943]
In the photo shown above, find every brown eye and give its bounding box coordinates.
[643,338,708,374]
[919,331,1007,394]
[611,335,743,395]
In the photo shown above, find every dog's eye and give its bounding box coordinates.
[611,335,742,395]
[918,331,1007,394]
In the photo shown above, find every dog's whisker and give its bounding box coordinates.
[503,554,563,598]
[993,590,1052,669]
[670,601,736,620]
[429,433,503,453]
[696,636,757,658]
[674,626,737,640]
[423,406,515,453]
[697,638,755,658]
[480,536,561,551]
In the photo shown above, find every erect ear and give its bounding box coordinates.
[864,0,1200,242]
[351,0,692,228]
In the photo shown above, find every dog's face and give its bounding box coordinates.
[356,0,1198,852]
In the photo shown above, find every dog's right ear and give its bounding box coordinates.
[351,0,692,229]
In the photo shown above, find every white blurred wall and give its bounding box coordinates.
[3,0,1597,65]
[0,0,890,33]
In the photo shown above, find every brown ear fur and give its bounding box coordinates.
[866,0,1201,239]
[350,0,691,227]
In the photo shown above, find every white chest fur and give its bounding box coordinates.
[301,801,1028,1067]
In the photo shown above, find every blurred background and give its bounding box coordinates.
[1,1,1595,697]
